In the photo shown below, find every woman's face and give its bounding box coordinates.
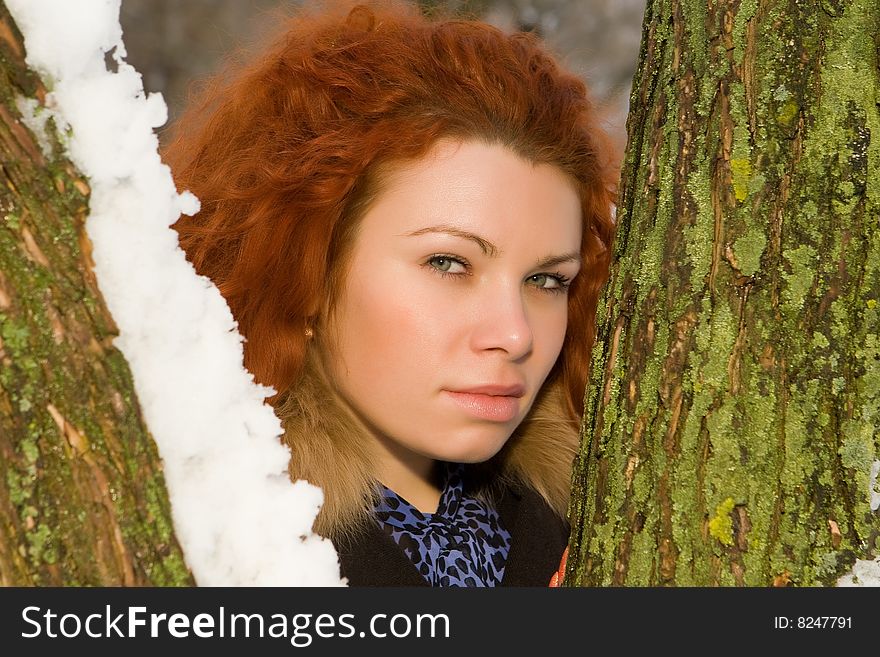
[327,139,582,476]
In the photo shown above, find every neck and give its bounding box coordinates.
[372,434,444,514]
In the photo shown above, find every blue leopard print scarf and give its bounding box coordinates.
[373,462,512,587]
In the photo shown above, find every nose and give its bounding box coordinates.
[470,282,533,361]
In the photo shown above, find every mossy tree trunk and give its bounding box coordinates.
[0,4,192,585]
[569,0,880,586]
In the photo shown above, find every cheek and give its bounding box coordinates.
[337,267,441,380]
[535,303,570,372]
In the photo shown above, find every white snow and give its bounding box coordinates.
[840,460,880,585]
[837,460,880,585]
[7,0,343,586]
[13,95,52,158]
[837,554,880,587]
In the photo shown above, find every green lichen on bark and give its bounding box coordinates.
[569,0,880,586]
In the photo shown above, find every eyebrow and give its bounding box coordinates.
[402,224,582,268]
[403,224,500,257]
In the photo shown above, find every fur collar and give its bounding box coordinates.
[276,345,578,541]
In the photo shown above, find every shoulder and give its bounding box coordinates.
[496,482,570,587]
[333,521,430,587]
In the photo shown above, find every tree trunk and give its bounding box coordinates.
[569,0,880,586]
[0,4,192,585]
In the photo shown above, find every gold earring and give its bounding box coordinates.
[304,327,314,338]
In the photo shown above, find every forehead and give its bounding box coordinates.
[359,139,583,248]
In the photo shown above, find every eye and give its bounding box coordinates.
[426,255,468,275]
[529,274,557,288]
[527,272,571,294]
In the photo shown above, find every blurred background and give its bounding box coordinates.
[120,0,646,157]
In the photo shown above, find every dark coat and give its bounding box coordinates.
[334,484,569,587]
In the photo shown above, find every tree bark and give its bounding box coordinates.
[0,4,192,585]
[569,0,880,586]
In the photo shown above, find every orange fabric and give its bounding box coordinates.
[548,546,568,587]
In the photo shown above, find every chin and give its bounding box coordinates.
[430,427,514,464]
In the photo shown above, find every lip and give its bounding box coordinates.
[449,383,526,397]
[443,383,525,422]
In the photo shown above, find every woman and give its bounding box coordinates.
[164,0,616,586]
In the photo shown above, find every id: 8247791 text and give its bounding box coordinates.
[773,616,852,629]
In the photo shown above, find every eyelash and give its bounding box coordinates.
[424,254,572,295]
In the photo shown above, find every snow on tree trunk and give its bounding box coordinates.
[3,0,341,587]
[568,0,880,586]
[0,4,192,585]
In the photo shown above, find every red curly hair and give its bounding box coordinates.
[164,0,617,420]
